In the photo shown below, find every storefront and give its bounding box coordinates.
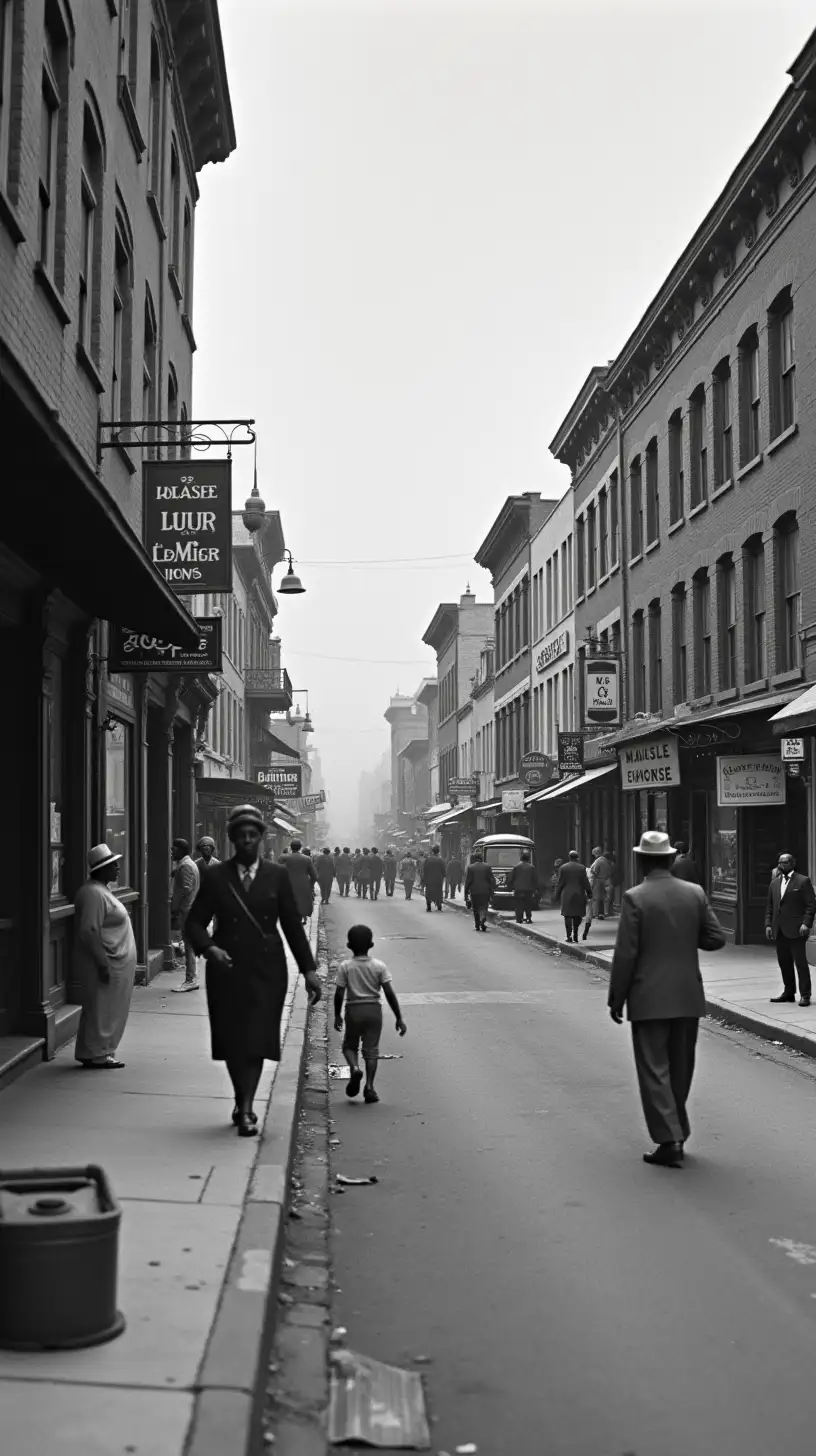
[527,763,618,891]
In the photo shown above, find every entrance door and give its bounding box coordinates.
[743,805,788,943]
[690,791,709,888]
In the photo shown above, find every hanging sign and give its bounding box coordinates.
[519,752,553,789]
[619,735,680,792]
[716,755,786,807]
[584,657,620,727]
[254,764,303,799]
[108,618,222,673]
[143,459,232,594]
[781,737,806,762]
[302,792,326,810]
[558,732,584,778]
[501,790,526,813]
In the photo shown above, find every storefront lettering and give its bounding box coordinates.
[620,735,680,791]
[536,631,569,674]
[143,460,232,595]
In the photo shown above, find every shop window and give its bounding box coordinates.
[693,569,711,696]
[629,456,643,558]
[739,326,761,463]
[648,600,662,712]
[645,438,659,545]
[713,359,733,485]
[775,513,801,672]
[105,719,132,887]
[744,535,766,681]
[769,289,795,439]
[668,411,684,524]
[689,386,708,507]
[718,555,737,690]
[710,803,738,900]
[48,653,66,901]
[632,611,646,713]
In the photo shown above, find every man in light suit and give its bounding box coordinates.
[609,831,725,1168]
[766,852,816,1007]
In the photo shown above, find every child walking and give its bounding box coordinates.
[334,924,406,1104]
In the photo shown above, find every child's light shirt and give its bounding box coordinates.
[336,955,392,1004]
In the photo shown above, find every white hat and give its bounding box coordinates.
[87,843,122,872]
[633,831,675,857]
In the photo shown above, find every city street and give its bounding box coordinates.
[326,892,816,1456]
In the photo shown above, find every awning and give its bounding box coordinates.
[476,799,501,814]
[598,690,801,751]
[769,684,816,735]
[263,729,300,759]
[272,816,296,834]
[526,762,617,805]
[196,777,278,808]
[2,345,200,647]
[423,803,452,820]
[432,805,475,828]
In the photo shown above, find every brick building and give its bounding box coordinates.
[0,0,234,1069]
[552,27,816,941]
[422,590,493,801]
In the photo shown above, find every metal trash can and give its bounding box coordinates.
[0,1165,125,1350]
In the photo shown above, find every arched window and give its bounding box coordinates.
[629,455,643,558]
[648,599,662,712]
[182,199,192,306]
[689,386,708,507]
[717,555,737,691]
[147,35,162,197]
[167,364,178,458]
[79,101,104,363]
[743,535,766,682]
[775,513,800,672]
[693,569,711,697]
[111,201,134,420]
[768,288,795,439]
[668,411,684,524]
[632,611,646,712]
[672,584,688,704]
[180,401,190,460]
[142,285,157,447]
[169,140,180,272]
[738,326,761,464]
[645,437,659,545]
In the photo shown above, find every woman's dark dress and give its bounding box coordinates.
[186,858,316,1061]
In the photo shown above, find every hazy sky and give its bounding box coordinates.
[193,0,815,838]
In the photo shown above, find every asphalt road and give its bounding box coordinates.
[325,889,816,1456]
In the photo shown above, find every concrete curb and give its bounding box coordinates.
[185,914,322,1456]
[445,896,816,1063]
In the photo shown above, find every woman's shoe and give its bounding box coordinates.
[80,1057,125,1069]
[582,923,590,940]
[237,1114,258,1137]
[232,1107,258,1127]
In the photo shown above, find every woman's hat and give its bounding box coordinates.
[197,836,216,849]
[87,843,122,872]
[227,804,266,834]
[633,831,675,857]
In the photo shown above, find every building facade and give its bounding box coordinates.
[422,591,494,802]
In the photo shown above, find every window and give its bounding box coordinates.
[668,410,684,523]
[169,142,180,272]
[545,558,552,630]
[118,0,138,88]
[645,438,659,545]
[632,612,646,713]
[629,456,643,558]
[609,472,619,566]
[744,536,766,681]
[694,570,712,697]
[672,586,687,704]
[79,106,104,362]
[689,387,708,507]
[142,289,157,444]
[769,290,795,438]
[167,364,178,457]
[599,489,608,577]
[551,551,559,622]
[112,213,133,420]
[182,201,192,305]
[180,401,190,460]
[718,556,737,690]
[105,720,132,887]
[0,0,16,195]
[739,327,761,462]
[48,652,65,900]
[39,63,59,271]
[147,36,162,197]
[587,503,596,590]
[648,601,662,713]
[776,515,801,672]
[576,516,585,596]
[712,360,733,487]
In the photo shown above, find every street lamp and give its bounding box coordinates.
[291,690,313,734]
[242,442,267,533]
[279,550,306,595]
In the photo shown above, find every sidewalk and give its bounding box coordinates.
[0,919,320,1456]
[445,897,816,1059]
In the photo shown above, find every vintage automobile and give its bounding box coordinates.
[471,833,540,910]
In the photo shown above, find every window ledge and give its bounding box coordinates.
[598,571,610,588]
[168,263,183,303]
[116,888,140,905]
[767,422,798,456]
[737,452,763,481]
[34,263,70,327]
[586,582,597,597]
[688,499,708,519]
[743,677,769,696]
[771,668,804,688]
[181,312,197,352]
[629,553,643,569]
[691,694,713,709]
[715,687,739,704]
[0,187,24,245]
[610,560,620,575]
[147,191,167,241]
[574,592,585,606]
[711,478,734,502]
[76,341,105,395]
[118,75,146,161]
[668,517,685,536]
[49,901,75,922]
[645,538,660,556]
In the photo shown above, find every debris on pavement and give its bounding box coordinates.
[378,1054,404,1060]
[330,1064,352,1080]
[455,1446,478,1453]
[328,1348,431,1448]
[336,1173,379,1186]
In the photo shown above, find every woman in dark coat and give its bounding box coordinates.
[186,805,322,1136]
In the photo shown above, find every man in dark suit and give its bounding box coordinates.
[421,845,446,911]
[555,851,592,943]
[765,852,816,1007]
[671,840,700,885]
[369,848,385,901]
[507,850,538,923]
[285,839,319,922]
[609,831,725,1168]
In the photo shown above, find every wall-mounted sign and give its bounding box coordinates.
[143,460,232,594]
[302,792,326,810]
[584,657,620,727]
[716,755,785,807]
[519,752,553,789]
[108,618,222,673]
[535,630,570,675]
[781,737,806,762]
[786,763,801,778]
[619,735,680,792]
[558,732,585,778]
[448,777,479,796]
[501,790,526,813]
[254,764,303,799]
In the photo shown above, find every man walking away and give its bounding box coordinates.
[766,852,816,1007]
[352,849,363,896]
[317,847,335,905]
[369,848,384,901]
[399,852,417,900]
[421,845,446,911]
[357,849,372,900]
[507,850,537,923]
[555,851,591,944]
[671,841,700,885]
[445,854,464,900]
[608,831,725,1168]
[586,846,611,934]
[171,838,201,992]
[195,837,220,874]
[285,839,319,923]
[464,853,496,931]
[336,847,353,897]
[383,849,398,897]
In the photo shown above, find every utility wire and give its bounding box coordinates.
[299,552,474,565]
[284,650,435,665]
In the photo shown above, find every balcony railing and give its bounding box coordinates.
[245,667,293,710]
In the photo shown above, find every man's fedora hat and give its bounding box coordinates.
[87,843,122,872]
[633,830,676,857]
[227,803,266,834]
